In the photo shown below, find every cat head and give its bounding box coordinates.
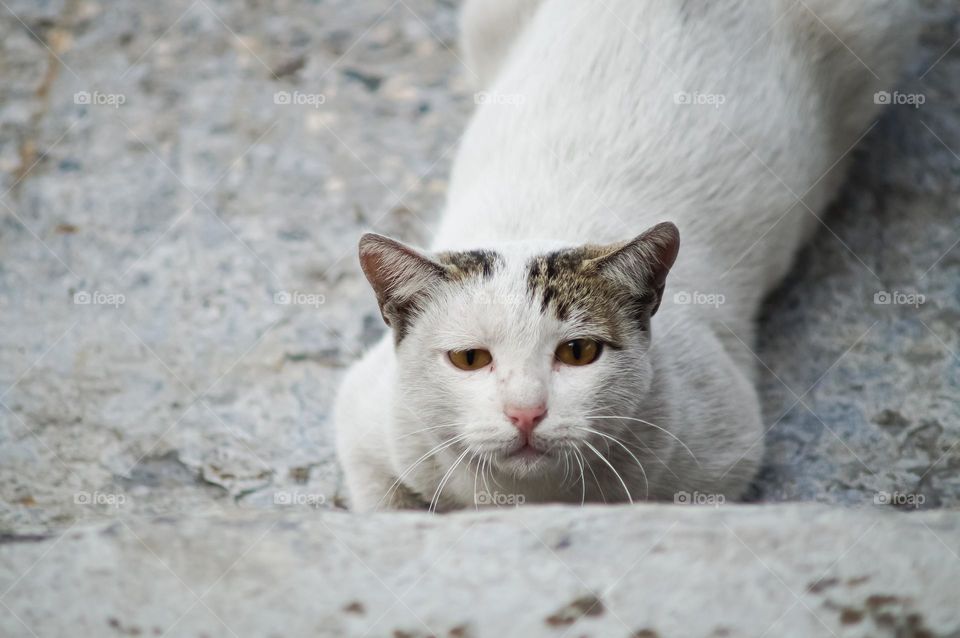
[358,222,679,482]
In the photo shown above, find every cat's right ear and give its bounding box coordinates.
[589,222,680,317]
[358,233,449,333]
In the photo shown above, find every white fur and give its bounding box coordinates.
[335,0,919,511]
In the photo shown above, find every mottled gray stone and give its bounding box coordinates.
[753,1,960,506]
[2,505,960,637]
[1,0,470,533]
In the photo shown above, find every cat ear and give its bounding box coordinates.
[358,233,448,334]
[589,222,680,316]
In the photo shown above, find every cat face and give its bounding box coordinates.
[358,223,679,484]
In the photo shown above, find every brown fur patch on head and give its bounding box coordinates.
[435,249,502,280]
[526,244,621,320]
[526,246,634,347]
[526,224,679,346]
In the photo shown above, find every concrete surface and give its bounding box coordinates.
[4,504,960,638]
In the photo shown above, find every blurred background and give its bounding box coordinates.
[1,0,959,531]
[1,0,960,635]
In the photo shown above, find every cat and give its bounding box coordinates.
[334,0,919,511]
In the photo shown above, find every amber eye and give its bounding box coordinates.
[555,339,602,366]
[448,349,493,371]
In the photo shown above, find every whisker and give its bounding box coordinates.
[429,446,471,513]
[586,415,701,467]
[577,427,650,500]
[581,448,607,504]
[489,456,504,490]
[377,433,470,509]
[395,424,459,439]
[620,426,682,483]
[471,450,481,510]
[560,449,571,486]
[573,447,586,506]
[582,439,633,504]
[481,452,493,500]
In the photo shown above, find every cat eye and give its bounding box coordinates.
[555,339,602,366]
[448,349,493,371]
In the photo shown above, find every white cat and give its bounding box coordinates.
[335,0,919,511]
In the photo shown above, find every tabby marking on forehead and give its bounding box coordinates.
[436,249,502,280]
[525,246,610,319]
[525,244,657,344]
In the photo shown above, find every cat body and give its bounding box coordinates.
[335,0,918,511]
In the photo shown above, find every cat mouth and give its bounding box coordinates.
[493,441,559,477]
[507,443,547,460]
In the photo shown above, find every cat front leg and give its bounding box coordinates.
[334,336,426,511]
[339,454,430,512]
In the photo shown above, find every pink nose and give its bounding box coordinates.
[504,405,547,436]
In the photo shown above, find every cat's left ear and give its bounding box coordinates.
[358,233,449,335]
[589,222,680,316]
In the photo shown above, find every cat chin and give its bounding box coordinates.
[494,449,556,478]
